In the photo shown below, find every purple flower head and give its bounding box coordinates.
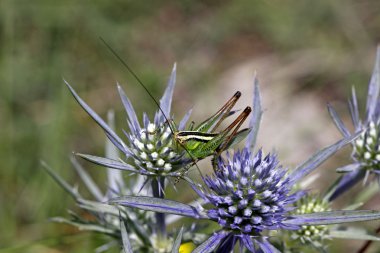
[328,47,380,200]
[66,64,194,178]
[200,148,297,235]
[187,144,309,252]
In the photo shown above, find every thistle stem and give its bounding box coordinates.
[151,177,166,239]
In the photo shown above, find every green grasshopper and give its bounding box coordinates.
[171,92,251,172]
[100,38,251,176]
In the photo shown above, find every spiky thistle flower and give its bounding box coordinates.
[291,196,330,246]
[202,148,292,236]
[65,64,194,181]
[327,47,380,200]
[43,157,155,252]
[44,107,207,252]
[44,154,203,253]
[190,146,301,252]
[107,78,380,253]
[275,193,331,252]
[275,181,380,253]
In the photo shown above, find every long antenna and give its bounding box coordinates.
[99,37,175,134]
[99,37,205,182]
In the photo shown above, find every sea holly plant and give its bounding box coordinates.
[327,47,380,201]
[43,158,150,252]
[107,79,380,252]
[44,112,205,252]
[44,158,199,253]
[275,176,380,252]
[279,194,332,252]
[48,46,380,252]
[65,65,194,249]
[61,62,253,252]
[65,64,194,181]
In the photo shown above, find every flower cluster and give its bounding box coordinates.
[202,149,295,235]
[47,49,380,253]
[129,122,185,174]
[293,196,330,244]
[328,47,380,201]
[354,121,380,169]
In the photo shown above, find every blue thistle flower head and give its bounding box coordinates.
[115,63,194,176]
[328,47,380,200]
[66,64,194,178]
[126,112,190,176]
[201,148,298,235]
[352,121,380,170]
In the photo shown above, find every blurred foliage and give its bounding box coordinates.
[1,0,380,252]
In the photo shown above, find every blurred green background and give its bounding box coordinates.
[1,0,380,252]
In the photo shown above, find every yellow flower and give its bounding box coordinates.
[179,242,196,253]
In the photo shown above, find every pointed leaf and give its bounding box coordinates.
[328,169,365,201]
[327,103,350,137]
[77,199,120,216]
[120,218,133,253]
[65,80,127,153]
[290,133,360,184]
[171,227,184,253]
[284,210,380,226]
[256,238,281,253]
[166,198,205,224]
[105,132,130,155]
[240,234,255,252]
[343,202,364,211]
[106,110,125,197]
[160,63,177,119]
[246,76,262,151]
[336,163,361,173]
[42,161,81,200]
[192,231,228,253]
[51,217,117,235]
[143,112,150,128]
[348,86,360,129]
[366,46,380,122]
[71,156,104,201]
[80,197,152,246]
[117,84,141,133]
[95,241,118,253]
[179,108,193,131]
[109,196,204,218]
[77,154,144,174]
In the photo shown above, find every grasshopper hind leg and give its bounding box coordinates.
[212,106,252,173]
